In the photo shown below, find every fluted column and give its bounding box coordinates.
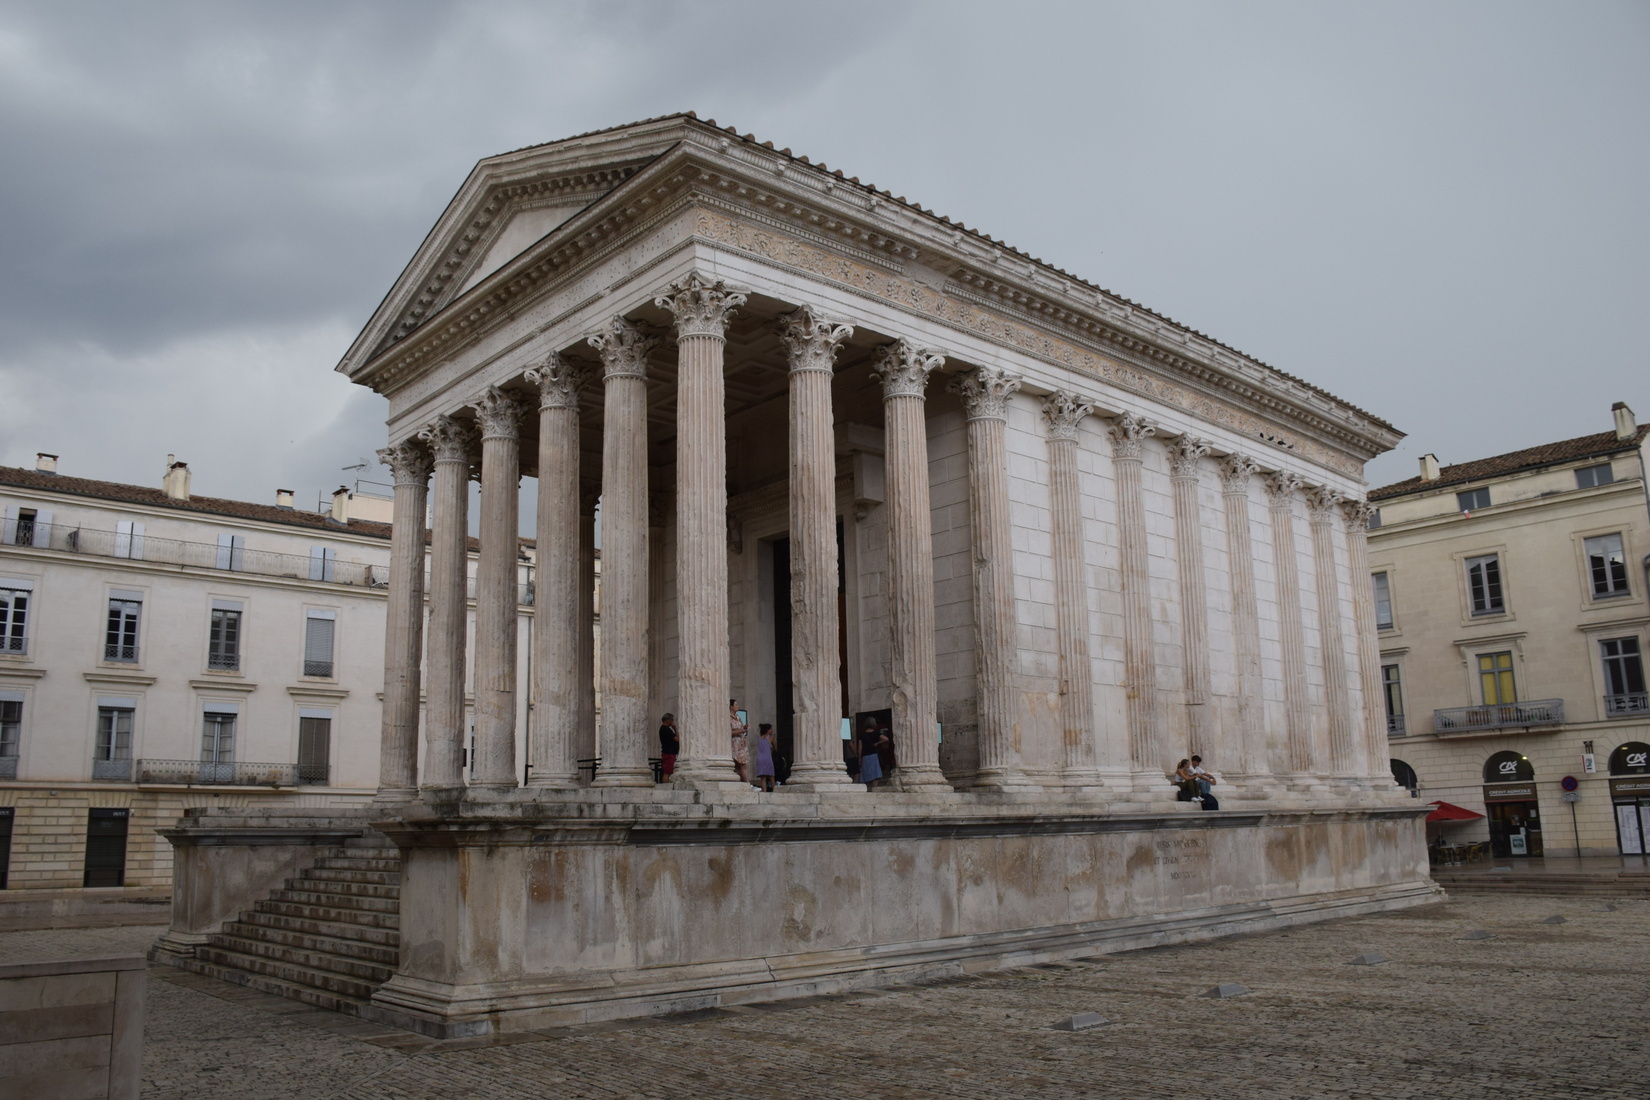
[524,354,590,788]
[417,415,475,789]
[952,365,1030,790]
[871,340,949,790]
[1264,471,1315,782]
[577,481,600,777]
[1341,498,1394,787]
[1042,393,1101,786]
[587,317,656,787]
[1168,437,1213,766]
[374,437,431,798]
[656,274,747,788]
[1307,486,1357,780]
[469,385,528,789]
[1109,413,1167,792]
[779,306,856,789]
[1218,454,1271,783]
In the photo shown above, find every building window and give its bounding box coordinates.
[215,534,245,571]
[303,611,336,678]
[309,546,337,583]
[1576,463,1614,489]
[1465,554,1504,615]
[201,708,236,782]
[0,695,21,779]
[2,506,51,548]
[0,580,30,655]
[1601,637,1648,717]
[1457,487,1491,512]
[104,595,141,663]
[114,520,145,560]
[1390,759,1418,794]
[1372,572,1394,631]
[298,713,332,785]
[207,606,242,671]
[1478,651,1517,705]
[13,509,35,546]
[1366,508,1382,530]
[1382,664,1405,734]
[1585,533,1629,598]
[93,704,134,780]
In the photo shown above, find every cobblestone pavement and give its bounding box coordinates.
[3,893,1644,1099]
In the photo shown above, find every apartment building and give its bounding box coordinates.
[1368,402,1650,857]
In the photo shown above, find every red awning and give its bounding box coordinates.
[1426,800,1485,823]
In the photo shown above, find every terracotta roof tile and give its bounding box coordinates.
[1368,426,1649,501]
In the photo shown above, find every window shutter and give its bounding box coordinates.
[1,507,15,545]
[216,533,234,570]
[304,613,336,675]
[116,521,146,560]
[30,509,51,548]
[309,546,326,581]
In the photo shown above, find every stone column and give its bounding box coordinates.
[524,353,590,788]
[469,385,528,790]
[1042,392,1101,786]
[1218,454,1270,783]
[1108,412,1167,792]
[416,414,475,789]
[778,305,855,789]
[1307,486,1357,780]
[577,481,600,777]
[1263,471,1315,782]
[1341,498,1394,787]
[587,317,656,787]
[656,274,747,788]
[870,339,949,790]
[374,437,431,799]
[952,365,1031,790]
[1168,436,1213,762]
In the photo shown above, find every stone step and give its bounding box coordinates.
[255,898,400,929]
[314,855,402,874]
[341,836,400,852]
[273,886,400,913]
[231,909,400,948]
[219,920,399,964]
[1436,875,1650,897]
[194,945,379,1002]
[294,868,402,891]
[170,955,369,1016]
[207,934,397,983]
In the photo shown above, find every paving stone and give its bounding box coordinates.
[1540,915,1568,924]
[1460,929,1494,940]
[1051,1011,1107,1030]
[1347,952,1389,965]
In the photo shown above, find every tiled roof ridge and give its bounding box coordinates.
[490,111,1394,433]
[1368,425,1649,501]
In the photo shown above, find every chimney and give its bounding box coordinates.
[162,455,191,500]
[1419,453,1441,482]
[35,453,57,474]
[329,486,350,524]
[1613,401,1636,441]
[275,489,295,509]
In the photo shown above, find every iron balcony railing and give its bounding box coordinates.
[135,759,298,787]
[1605,692,1650,717]
[1433,699,1565,735]
[1386,714,1406,735]
[91,758,132,781]
[15,521,382,588]
[0,757,15,780]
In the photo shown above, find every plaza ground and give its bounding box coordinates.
[3,892,1643,1099]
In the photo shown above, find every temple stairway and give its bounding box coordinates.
[171,835,401,1015]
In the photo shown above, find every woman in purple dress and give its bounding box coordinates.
[754,723,777,792]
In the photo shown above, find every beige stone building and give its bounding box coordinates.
[1369,402,1650,857]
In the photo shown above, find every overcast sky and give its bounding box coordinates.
[0,0,1644,515]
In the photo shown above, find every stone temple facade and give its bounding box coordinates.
[158,114,1435,1037]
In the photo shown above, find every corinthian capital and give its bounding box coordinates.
[1167,436,1212,479]
[1263,470,1305,508]
[377,438,432,486]
[1217,452,1260,494]
[1041,391,1094,441]
[870,339,945,399]
[1340,497,1376,529]
[949,365,1022,422]
[417,414,476,464]
[524,352,592,410]
[1106,412,1155,460]
[472,385,528,440]
[1305,485,1346,523]
[778,305,853,374]
[655,273,748,340]
[587,316,656,380]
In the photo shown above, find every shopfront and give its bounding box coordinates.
[1483,751,1542,858]
[1608,742,1650,855]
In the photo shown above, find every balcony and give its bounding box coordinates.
[91,758,132,781]
[1386,714,1406,736]
[0,756,15,779]
[1605,692,1650,718]
[135,759,298,787]
[1432,699,1565,736]
[17,521,382,588]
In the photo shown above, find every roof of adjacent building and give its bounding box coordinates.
[0,465,394,540]
[1368,425,1650,502]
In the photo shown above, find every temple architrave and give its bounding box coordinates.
[155,114,1436,1037]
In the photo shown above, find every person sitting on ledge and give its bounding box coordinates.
[1189,755,1220,811]
[1174,759,1202,804]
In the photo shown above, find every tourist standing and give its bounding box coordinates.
[755,723,777,792]
[729,699,749,784]
[858,718,885,789]
[657,713,678,781]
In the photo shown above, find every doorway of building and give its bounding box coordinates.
[1485,800,1543,858]
[83,808,129,887]
[1608,741,1650,854]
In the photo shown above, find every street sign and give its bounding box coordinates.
[1561,791,1582,803]
[1561,775,1579,792]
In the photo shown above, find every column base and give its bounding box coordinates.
[972,767,1041,792]
[524,775,582,790]
[782,762,858,791]
[373,788,419,805]
[888,764,954,793]
[592,768,657,789]
[1055,767,1108,794]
